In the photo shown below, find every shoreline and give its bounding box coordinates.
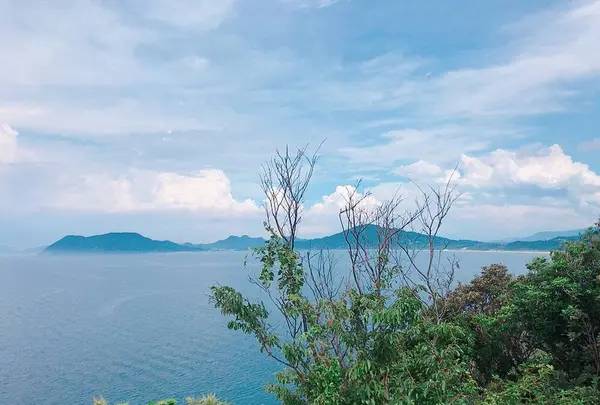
[36,248,553,255]
[445,249,550,254]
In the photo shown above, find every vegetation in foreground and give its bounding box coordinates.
[99,147,600,404]
[93,393,231,405]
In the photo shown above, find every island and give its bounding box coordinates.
[42,226,583,254]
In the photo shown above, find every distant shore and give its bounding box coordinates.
[446,249,550,254]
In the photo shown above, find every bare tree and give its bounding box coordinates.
[259,144,320,250]
[305,248,343,302]
[335,172,460,324]
[211,145,465,404]
[395,172,461,324]
[339,184,420,296]
[246,145,322,346]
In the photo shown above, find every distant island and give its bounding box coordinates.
[45,233,202,254]
[495,229,586,243]
[42,226,584,254]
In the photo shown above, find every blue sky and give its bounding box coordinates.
[1,0,600,248]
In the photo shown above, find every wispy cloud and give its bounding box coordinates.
[0,124,18,163]
[339,127,492,168]
[338,0,600,167]
[130,0,236,30]
[281,0,343,9]
[1,0,600,244]
[579,138,600,151]
[427,2,600,118]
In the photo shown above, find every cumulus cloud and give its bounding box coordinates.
[1,0,599,244]
[154,170,260,213]
[457,145,600,207]
[309,185,379,213]
[394,160,443,178]
[301,185,380,236]
[47,169,261,215]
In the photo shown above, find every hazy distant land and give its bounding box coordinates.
[41,226,584,254]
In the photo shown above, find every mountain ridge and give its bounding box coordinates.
[504,229,586,242]
[42,226,584,254]
[46,232,202,253]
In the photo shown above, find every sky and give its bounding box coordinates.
[1,0,600,248]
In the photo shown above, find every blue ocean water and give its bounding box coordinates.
[0,250,545,405]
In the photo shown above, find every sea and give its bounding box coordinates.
[0,250,547,405]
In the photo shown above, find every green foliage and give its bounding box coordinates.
[510,221,600,384]
[209,146,600,404]
[211,226,481,404]
[445,264,531,385]
[481,359,600,404]
[210,218,600,404]
[94,394,230,405]
[96,215,600,404]
[185,394,232,405]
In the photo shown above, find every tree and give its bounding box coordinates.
[510,220,600,385]
[445,264,532,385]
[481,357,600,404]
[210,146,476,404]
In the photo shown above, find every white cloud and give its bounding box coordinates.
[458,145,600,201]
[0,0,148,87]
[282,0,342,9]
[365,180,597,241]
[339,127,491,167]
[301,185,380,236]
[0,123,37,164]
[1,0,599,244]
[0,0,235,87]
[55,173,140,213]
[338,1,600,169]
[154,170,260,213]
[394,160,443,178]
[450,203,595,241]
[48,169,261,215]
[0,124,18,163]
[428,0,600,118]
[133,0,236,29]
[309,185,379,214]
[0,101,222,136]
[579,138,600,151]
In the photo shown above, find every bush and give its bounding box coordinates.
[93,394,230,405]
[510,222,600,385]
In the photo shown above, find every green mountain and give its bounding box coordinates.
[294,225,498,251]
[186,235,265,251]
[45,233,202,254]
[44,226,582,254]
[505,229,585,242]
[501,235,580,251]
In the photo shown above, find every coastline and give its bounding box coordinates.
[446,249,550,254]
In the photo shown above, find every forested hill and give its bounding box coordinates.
[43,226,581,254]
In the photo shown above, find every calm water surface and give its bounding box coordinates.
[0,250,546,405]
